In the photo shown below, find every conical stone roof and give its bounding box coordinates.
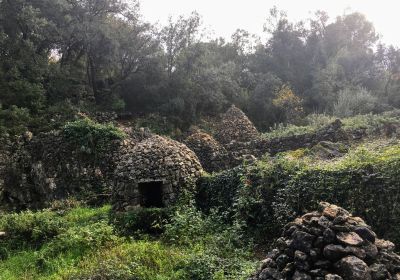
[215,105,259,144]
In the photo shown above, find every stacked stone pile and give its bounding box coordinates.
[248,202,400,280]
[215,105,260,144]
[93,111,118,123]
[184,131,229,172]
[113,135,203,210]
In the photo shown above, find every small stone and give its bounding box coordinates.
[323,228,336,243]
[260,258,276,269]
[333,215,348,225]
[285,225,298,237]
[302,211,320,220]
[323,244,348,261]
[314,236,325,248]
[318,216,332,228]
[369,263,390,280]
[266,248,280,260]
[281,262,295,277]
[309,248,320,262]
[347,216,367,226]
[363,241,378,262]
[276,237,288,250]
[331,225,351,232]
[335,256,371,280]
[294,250,310,271]
[314,260,332,269]
[310,269,328,277]
[375,239,395,251]
[292,270,312,280]
[276,254,290,270]
[337,232,364,246]
[322,204,340,219]
[346,246,366,259]
[290,231,316,253]
[354,226,376,243]
[258,267,282,279]
[294,250,308,261]
[325,274,343,280]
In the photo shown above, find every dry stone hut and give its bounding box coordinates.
[248,202,400,280]
[113,135,203,211]
[184,131,229,173]
[215,105,260,145]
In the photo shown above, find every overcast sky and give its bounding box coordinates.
[140,0,399,46]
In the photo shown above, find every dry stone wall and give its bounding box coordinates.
[243,119,348,158]
[193,106,348,172]
[113,135,203,211]
[2,131,125,210]
[248,202,400,280]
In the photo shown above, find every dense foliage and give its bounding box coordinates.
[0,200,255,280]
[197,140,400,246]
[63,118,125,155]
[1,0,400,135]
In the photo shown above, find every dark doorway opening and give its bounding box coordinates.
[138,181,164,208]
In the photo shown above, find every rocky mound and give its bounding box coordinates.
[215,105,259,144]
[248,202,400,280]
[184,131,229,172]
[309,141,349,159]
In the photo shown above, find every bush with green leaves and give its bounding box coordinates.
[40,221,120,260]
[333,87,379,117]
[262,109,400,141]
[197,143,400,246]
[196,167,244,218]
[162,198,255,280]
[0,210,65,249]
[63,118,125,155]
[111,207,170,236]
[0,199,257,280]
[0,105,31,136]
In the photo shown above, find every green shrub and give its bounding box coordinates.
[40,221,120,260]
[196,167,244,218]
[197,144,400,246]
[333,87,379,117]
[262,110,400,141]
[63,118,125,155]
[0,210,65,248]
[0,105,31,136]
[111,207,170,236]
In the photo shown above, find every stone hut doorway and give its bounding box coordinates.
[138,181,164,208]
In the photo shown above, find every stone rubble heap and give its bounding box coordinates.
[215,105,260,144]
[248,202,400,280]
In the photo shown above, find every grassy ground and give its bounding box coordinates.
[0,203,256,280]
[262,110,400,139]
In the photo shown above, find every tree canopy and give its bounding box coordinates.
[1,1,400,134]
